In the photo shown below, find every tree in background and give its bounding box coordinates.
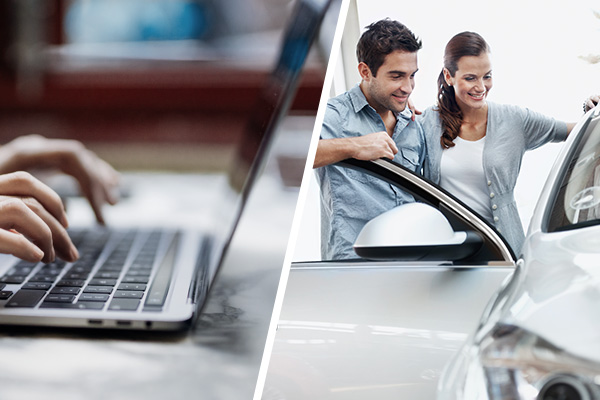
[580,10,600,64]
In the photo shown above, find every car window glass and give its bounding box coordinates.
[547,115,600,232]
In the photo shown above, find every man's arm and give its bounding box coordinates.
[313,132,399,168]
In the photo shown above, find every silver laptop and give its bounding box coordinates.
[0,0,333,331]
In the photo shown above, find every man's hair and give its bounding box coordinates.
[356,19,422,77]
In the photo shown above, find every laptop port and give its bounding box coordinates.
[88,319,102,325]
[145,321,153,329]
[116,320,132,327]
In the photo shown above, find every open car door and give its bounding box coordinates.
[262,158,517,400]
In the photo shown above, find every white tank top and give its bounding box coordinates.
[439,136,494,224]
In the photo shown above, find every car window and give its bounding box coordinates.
[547,114,600,232]
[316,159,514,263]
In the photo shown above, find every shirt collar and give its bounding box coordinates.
[349,84,370,113]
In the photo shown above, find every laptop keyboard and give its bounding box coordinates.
[0,228,177,312]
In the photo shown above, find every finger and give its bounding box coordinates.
[388,140,399,155]
[0,172,69,228]
[0,229,44,262]
[21,197,79,262]
[88,180,107,226]
[0,197,56,263]
[59,150,114,225]
[95,158,121,205]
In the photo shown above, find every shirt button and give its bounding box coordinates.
[490,193,495,198]
[494,216,499,222]
[487,180,492,186]
[492,204,498,210]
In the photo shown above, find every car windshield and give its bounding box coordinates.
[547,112,600,232]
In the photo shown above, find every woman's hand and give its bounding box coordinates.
[0,171,78,263]
[408,98,422,121]
[0,135,120,225]
[584,95,600,113]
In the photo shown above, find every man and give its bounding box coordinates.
[315,19,426,260]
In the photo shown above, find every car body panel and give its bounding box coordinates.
[264,262,513,399]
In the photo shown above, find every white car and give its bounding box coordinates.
[262,107,600,400]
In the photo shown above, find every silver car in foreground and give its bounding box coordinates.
[439,107,600,399]
[263,107,600,400]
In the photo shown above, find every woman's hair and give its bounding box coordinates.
[437,32,490,148]
[356,19,422,77]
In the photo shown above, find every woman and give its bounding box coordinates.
[419,31,596,255]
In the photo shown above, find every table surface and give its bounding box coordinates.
[0,131,306,400]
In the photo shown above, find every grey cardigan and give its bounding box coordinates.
[419,102,568,256]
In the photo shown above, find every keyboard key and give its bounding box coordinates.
[108,298,140,311]
[23,282,52,290]
[57,279,85,287]
[63,272,89,280]
[83,286,113,294]
[72,301,105,310]
[50,287,80,295]
[88,279,117,286]
[118,283,147,291]
[45,294,76,303]
[0,276,26,284]
[122,276,149,284]
[5,290,45,307]
[70,266,94,274]
[79,294,110,302]
[93,272,121,279]
[6,266,35,276]
[0,291,13,300]
[125,270,151,277]
[28,275,57,283]
[114,290,144,299]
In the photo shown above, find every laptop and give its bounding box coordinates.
[0,0,333,331]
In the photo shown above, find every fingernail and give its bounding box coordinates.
[70,246,79,261]
[31,247,44,262]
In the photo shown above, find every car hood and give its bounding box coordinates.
[502,226,600,363]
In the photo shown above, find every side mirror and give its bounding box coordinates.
[353,202,483,261]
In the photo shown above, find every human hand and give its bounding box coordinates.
[0,171,78,263]
[584,95,600,113]
[351,132,398,161]
[0,135,120,225]
[408,98,422,121]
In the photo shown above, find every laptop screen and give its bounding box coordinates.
[193,0,334,306]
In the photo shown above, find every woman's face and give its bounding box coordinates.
[445,52,492,112]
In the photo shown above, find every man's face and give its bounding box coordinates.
[360,50,418,115]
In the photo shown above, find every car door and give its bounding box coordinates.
[262,158,517,400]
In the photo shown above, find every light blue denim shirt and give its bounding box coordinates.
[316,85,427,260]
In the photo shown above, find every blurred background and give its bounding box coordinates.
[0,0,337,177]
[294,0,600,261]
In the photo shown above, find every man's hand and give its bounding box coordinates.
[350,131,399,161]
[314,132,398,168]
[0,135,120,225]
[0,171,78,263]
